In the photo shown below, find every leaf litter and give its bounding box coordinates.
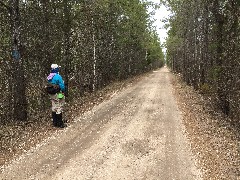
[171,73,239,180]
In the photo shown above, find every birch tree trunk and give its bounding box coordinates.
[92,17,97,92]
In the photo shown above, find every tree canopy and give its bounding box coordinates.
[164,0,240,121]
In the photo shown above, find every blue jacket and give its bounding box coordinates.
[48,73,65,92]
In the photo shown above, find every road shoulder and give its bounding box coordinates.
[171,73,240,179]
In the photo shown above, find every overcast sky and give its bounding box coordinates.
[147,0,171,48]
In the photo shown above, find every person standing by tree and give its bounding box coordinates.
[47,64,66,128]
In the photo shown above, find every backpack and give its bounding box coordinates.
[45,83,60,94]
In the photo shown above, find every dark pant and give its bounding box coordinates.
[52,112,64,128]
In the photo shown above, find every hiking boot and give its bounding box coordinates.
[59,123,67,128]
[56,113,65,128]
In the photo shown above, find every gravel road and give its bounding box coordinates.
[0,67,202,180]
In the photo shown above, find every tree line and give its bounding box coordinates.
[165,0,240,122]
[0,0,164,123]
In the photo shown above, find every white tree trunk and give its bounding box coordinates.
[92,17,97,91]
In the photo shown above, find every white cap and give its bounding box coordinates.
[51,64,61,69]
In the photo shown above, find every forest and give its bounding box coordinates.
[165,0,240,124]
[0,1,239,178]
[0,0,164,124]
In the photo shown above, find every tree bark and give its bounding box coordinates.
[10,0,28,121]
[212,0,229,115]
[62,0,71,98]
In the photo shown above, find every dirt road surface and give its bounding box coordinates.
[0,67,202,180]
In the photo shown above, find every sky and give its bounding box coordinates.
[147,0,171,51]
